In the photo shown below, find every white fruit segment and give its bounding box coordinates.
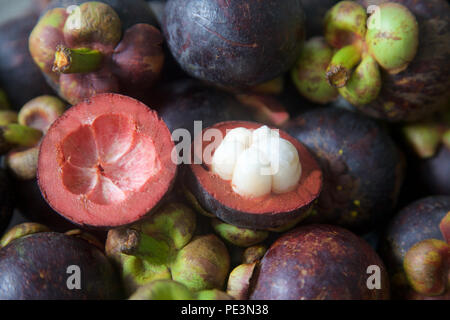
[211,126,302,198]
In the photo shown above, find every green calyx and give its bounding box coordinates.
[106,203,230,296]
[0,111,18,126]
[317,1,420,106]
[0,124,43,154]
[129,280,195,300]
[211,218,268,247]
[18,95,66,134]
[6,147,39,180]
[402,123,442,158]
[291,37,338,104]
[338,54,381,106]
[0,222,50,248]
[128,280,233,300]
[326,44,362,88]
[366,2,419,74]
[324,1,367,48]
[403,239,449,297]
[53,46,103,74]
[226,262,257,300]
[63,1,122,49]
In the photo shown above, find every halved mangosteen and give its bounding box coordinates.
[37,93,177,228]
[185,121,323,231]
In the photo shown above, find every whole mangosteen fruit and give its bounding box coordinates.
[0,226,123,299]
[163,0,306,88]
[354,0,450,121]
[29,0,164,104]
[248,224,390,300]
[286,107,404,233]
[380,195,450,298]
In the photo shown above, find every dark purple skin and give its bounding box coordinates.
[249,225,390,300]
[12,179,108,243]
[163,0,306,88]
[0,169,14,237]
[301,0,337,37]
[0,13,54,110]
[0,232,123,299]
[356,0,450,122]
[380,196,450,279]
[150,80,252,136]
[285,108,404,233]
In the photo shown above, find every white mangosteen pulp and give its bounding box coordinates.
[211,126,302,198]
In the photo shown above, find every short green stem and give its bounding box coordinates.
[326,44,362,88]
[2,124,43,148]
[52,45,103,74]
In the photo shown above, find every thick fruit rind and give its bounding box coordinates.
[186,121,323,231]
[37,93,177,228]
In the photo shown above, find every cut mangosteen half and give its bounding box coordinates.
[185,121,323,230]
[37,93,177,228]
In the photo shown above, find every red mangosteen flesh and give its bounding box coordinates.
[186,121,322,230]
[37,93,176,227]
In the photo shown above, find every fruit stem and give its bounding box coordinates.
[2,124,43,148]
[326,44,362,88]
[52,45,103,74]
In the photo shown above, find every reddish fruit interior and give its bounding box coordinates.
[190,121,322,214]
[38,94,176,227]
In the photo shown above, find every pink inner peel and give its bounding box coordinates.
[60,113,161,205]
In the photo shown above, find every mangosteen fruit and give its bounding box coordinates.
[163,0,306,88]
[248,224,390,300]
[286,107,404,233]
[0,13,54,109]
[29,0,164,104]
[292,0,449,122]
[185,121,323,231]
[0,227,123,299]
[106,203,230,296]
[37,93,176,228]
[129,279,194,300]
[380,195,450,298]
[353,0,450,121]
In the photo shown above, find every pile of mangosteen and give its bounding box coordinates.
[0,0,448,301]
